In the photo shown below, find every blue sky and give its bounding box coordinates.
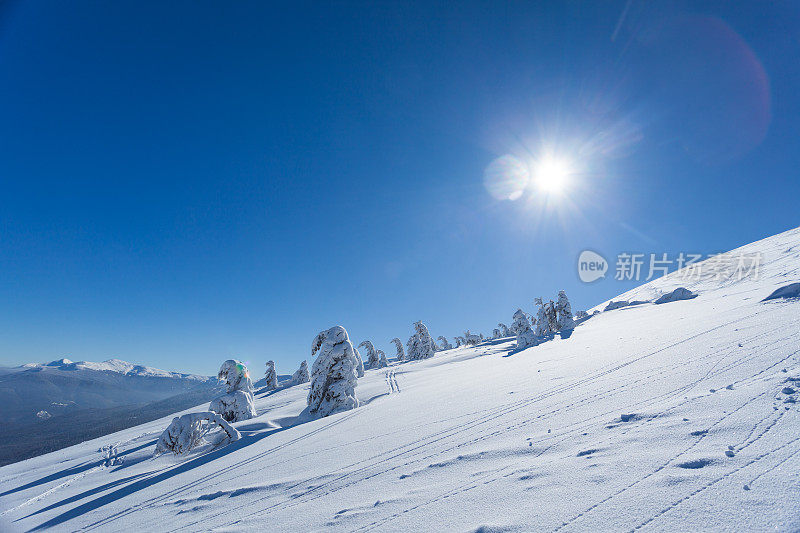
[0,1,798,375]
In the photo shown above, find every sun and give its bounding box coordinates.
[534,156,571,194]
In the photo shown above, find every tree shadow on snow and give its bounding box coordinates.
[27,426,288,531]
[0,440,156,498]
[26,407,360,531]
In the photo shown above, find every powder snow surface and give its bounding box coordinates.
[1,227,800,532]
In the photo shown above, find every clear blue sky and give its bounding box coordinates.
[0,1,797,375]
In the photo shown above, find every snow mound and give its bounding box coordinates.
[654,287,698,304]
[762,282,800,301]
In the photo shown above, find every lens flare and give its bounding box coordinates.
[483,154,529,201]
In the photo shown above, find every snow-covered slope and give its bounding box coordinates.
[1,227,799,532]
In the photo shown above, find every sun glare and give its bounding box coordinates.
[534,156,571,194]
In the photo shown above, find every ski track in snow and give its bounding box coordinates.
[2,226,800,532]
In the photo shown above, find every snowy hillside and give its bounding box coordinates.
[1,227,799,532]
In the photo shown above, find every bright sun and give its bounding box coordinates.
[534,156,571,194]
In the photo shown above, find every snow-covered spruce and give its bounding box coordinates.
[455,336,465,347]
[513,309,538,349]
[209,360,257,422]
[437,336,453,350]
[359,340,380,369]
[292,360,310,384]
[377,350,388,368]
[264,360,278,390]
[497,323,511,337]
[534,298,554,336]
[390,337,405,361]
[154,412,240,456]
[556,290,576,331]
[492,328,501,339]
[353,346,365,378]
[406,321,437,360]
[575,310,589,319]
[308,326,360,417]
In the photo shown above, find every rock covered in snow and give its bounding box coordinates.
[264,360,278,390]
[292,360,310,384]
[154,412,240,456]
[654,287,698,304]
[762,282,800,301]
[406,321,437,360]
[308,326,360,417]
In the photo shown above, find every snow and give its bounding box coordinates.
[18,358,210,381]
[1,227,800,532]
[654,287,698,305]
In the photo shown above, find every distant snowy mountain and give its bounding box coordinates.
[0,358,219,466]
[19,357,209,381]
[1,226,799,531]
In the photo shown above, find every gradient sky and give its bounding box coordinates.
[1,1,798,376]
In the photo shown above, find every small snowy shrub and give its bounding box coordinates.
[359,340,380,369]
[377,350,388,368]
[264,360,278,390]
[575,310,589,319]
[406,321,436,360]
[292,360,310,384]
[437,336,453,350]
[308,325,359,417]
[209,360,256,422]
[154,412,240,456]
[390,338,405,361]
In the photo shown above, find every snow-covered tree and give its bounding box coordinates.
[359,340,380,369]
[492,328,501,339]
[377,350,388,368]
[390,337,405,361]
[292,360,309,384]
[406,321,436,360]
[463,330,482,345]
[353,346,365,378]
[154,412,240,456]
[209,360,257,422]
[455,336,465,347]
[534,298,557,336]
[556,290,576,331]
[513,309,538,349]
[264,360,278,390]
[575,310,588,319]
[437,335,453,350]
[497,323,511,337]
[308,326,359,417]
